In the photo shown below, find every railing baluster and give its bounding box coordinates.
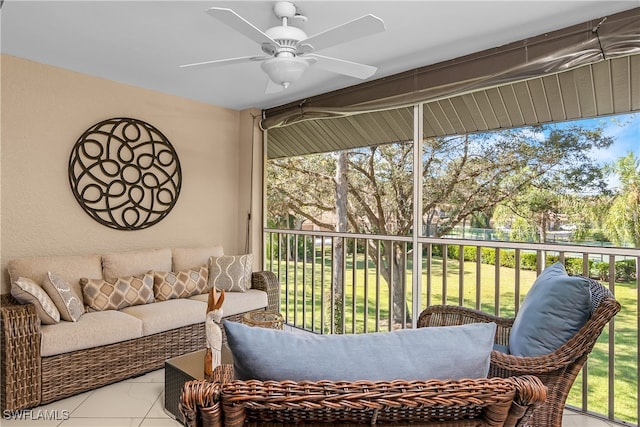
[376,240,381,332]
[403,241,408,328]
[341,237,347,334]
[389,241,394,332]
[264,228,637,426]
[495,247,500,316]
[283,233,288,323]
[426,243,432,308]
[302,235,307,329]
[475,245,482,311]
[268,232,274,272]
[514,248,521,315]
[320,237,326,334]
[352,237,357,334]
[364,238,369,334]
[311,235,316,332]
[294,234,299,326]
[442,244,448,305]
[458,244,464,307]
[330,237,335,334]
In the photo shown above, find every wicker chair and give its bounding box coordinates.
[180,364,547,427]
[417,278,620,427]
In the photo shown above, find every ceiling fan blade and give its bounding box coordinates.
[297,14,385,54]
[180,56,268,69]
[206,8,279,52]
[307,54,377,79]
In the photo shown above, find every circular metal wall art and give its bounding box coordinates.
[69,117,182,230]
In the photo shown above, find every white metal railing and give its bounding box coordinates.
[264,228,640,426]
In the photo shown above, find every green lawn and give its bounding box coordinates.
[271,253,638,424]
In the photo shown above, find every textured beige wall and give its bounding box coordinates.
[1,54,253,294]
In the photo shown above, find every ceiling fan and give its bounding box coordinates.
[181,1,385,93]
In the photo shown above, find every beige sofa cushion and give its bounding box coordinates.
[120,299,207,336]
[172,246,224,272]
[8,254,102,298]
[102,248,171,280]
[189,289,267,317]
[40,311,143,357]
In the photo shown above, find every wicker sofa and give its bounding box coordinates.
[180,319,547,427]
[0,246,280,412]
[180,365,547,427]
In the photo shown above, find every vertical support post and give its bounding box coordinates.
[412,103,424,328]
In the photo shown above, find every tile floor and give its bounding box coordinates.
[1,366,623,427]
[1,369,179,427]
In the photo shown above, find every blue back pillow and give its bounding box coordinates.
[509,262,592,357]
[224,320,497,381]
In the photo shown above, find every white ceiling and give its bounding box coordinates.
[1,1,637,111]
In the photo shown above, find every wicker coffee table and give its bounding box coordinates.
[164,346,232,421]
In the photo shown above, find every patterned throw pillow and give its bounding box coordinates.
[81,273,154,312]
[153,265,209,301]
[209,254,252,293]
[41,272,85,322]
[11,277,61,324]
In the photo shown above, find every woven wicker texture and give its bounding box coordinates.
[251,271,280,311]
[417,278,620,427]
[0,270,280,411]
[242,310,284,329]
[180,364,546,427]
[0,295,41,411]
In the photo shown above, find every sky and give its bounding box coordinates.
[577,112,639,192]
[538,112,639,192]
[587,112,639,165]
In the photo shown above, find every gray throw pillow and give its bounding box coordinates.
[209,254,252,292]
[224,320,496,382]
[509,262,592,357]
[41,271,85,322]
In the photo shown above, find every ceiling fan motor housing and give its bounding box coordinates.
[265,25,307,52]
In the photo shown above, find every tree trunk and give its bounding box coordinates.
[379,241,410,327]
[539,213,547,243]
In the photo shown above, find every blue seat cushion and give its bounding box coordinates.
[224,320,496,381]
[509,262,592,357]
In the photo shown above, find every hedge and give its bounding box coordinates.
[429,244,636,281]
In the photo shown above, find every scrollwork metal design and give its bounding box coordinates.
[69,117,182,230]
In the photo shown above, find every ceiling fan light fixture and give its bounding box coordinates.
[261,56,309,88]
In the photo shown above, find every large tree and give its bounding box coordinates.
[267,122,613,325]
[268,143,414,325]
[424,125,612,239]
[603,153,640,247]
